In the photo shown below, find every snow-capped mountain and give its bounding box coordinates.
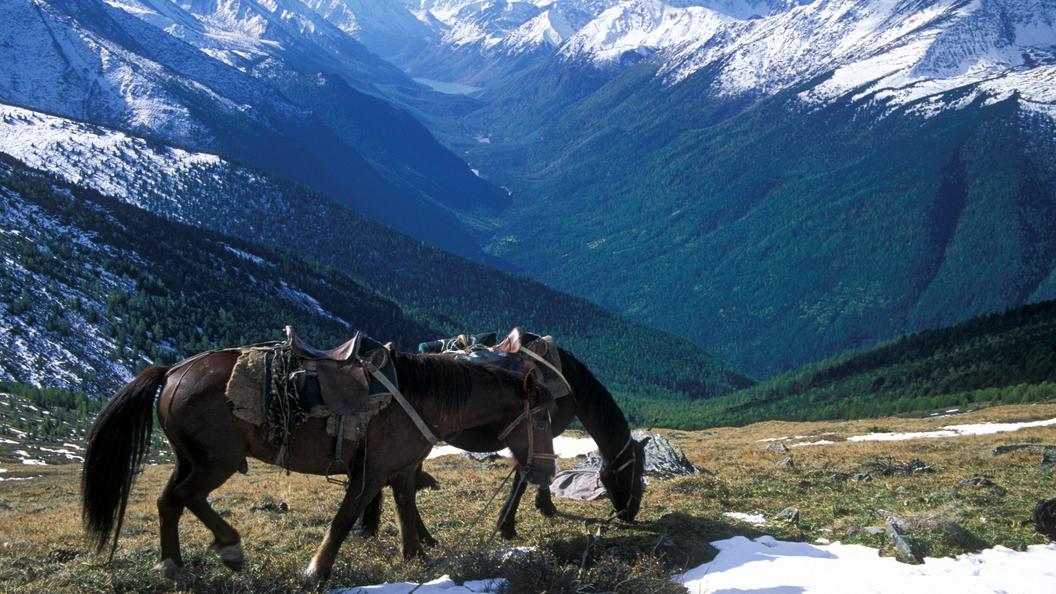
[557,0,736,70]
[652,0,1056,113]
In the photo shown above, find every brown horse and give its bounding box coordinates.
[81,348,557,582]
[361,342,648,543]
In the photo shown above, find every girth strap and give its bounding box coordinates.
[363,357,438,445]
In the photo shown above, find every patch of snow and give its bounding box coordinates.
[723,511,767,525]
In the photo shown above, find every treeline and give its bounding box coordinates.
[649,299,1056,429]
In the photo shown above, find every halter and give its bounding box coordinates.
[496,399,558,470]
[597,436,641,518]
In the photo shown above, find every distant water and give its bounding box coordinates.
[414,78,483,95]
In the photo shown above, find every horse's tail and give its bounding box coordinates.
[81,365,170,559]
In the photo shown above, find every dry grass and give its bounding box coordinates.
[2,403,1055,592]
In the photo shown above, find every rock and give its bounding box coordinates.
[762,443,789,453]
[776,507,800,524]
[1032,497,1056,540]
[885,520,923,565]
[461,451,505,466]
[1042,452,1056,472]
[958,477,996,487]
[991,444,1056,456]
[853,473,873,482]
[776,457,796,470]
[575,430,697,481]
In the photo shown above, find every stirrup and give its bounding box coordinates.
[325,458,350,487]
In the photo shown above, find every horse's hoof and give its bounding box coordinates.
[303,560,331,582]
[154,558,196,588]
[499,529,517,540]
[537,504,558,517]
[423,536,440,548]
[212,542,244,572]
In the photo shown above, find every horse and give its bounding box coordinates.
[80,346,557,583]
[360,340,648,542]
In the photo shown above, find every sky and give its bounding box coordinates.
[334,416,1056,593]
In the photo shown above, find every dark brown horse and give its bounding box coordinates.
[360,344,648,543]
[81,348,556,582]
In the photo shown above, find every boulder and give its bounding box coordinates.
[573,430,698,481]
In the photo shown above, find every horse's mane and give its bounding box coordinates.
[559,348,632,459]
[391,351,531,415]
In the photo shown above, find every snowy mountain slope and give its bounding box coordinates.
[0,152,441,396]
[0,0,516,260]
[297,0,437,61]
[653,0,1056,111]
[557,0,735,70]
[106,0,415,90]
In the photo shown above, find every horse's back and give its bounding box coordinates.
[156,351,254,462]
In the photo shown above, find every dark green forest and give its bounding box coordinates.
[652,299,1056,429]
[460,61,1056,382]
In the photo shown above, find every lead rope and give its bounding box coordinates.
[409,403,553,592]
[408,466,526,593]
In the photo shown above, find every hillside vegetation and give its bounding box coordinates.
[664,299,1056,429]
[0,152,752,412]
[463,61,1056,381]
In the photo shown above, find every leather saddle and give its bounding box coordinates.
[284,326,394,416]
[419,327,570,398]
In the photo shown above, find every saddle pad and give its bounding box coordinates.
[225,348,269,426]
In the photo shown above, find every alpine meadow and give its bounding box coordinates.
[1,0,1056,592]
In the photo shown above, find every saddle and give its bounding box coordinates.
[419,327,571,399]
[285,326,395,416]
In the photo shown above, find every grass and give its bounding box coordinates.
[1,397,1055,592]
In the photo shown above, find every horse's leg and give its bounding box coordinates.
[389,469,432,558]
[176,462,244,571]
[156,452,193,569]
[358,491,385,538]
[496,469,529,539]
[535,487,558,517]
[306,473,388,581]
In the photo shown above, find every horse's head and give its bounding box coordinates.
[599,434,648,522]
[498,369,557,487]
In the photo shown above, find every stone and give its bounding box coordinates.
[776,507,800,523]
[574,430,698,481]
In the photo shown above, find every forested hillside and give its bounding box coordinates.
[0,152,753,417]
[654,299,1056,429]
[464,67,1056,380]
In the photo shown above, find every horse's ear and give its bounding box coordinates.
[384,342,395,351]
[523,367,538,394]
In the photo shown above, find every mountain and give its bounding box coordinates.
[0,0,512,260]
[0,104,755,416]
[438,0,1056,379]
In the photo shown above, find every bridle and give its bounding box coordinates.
[598,436,643,518]
[497,399,558,472]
